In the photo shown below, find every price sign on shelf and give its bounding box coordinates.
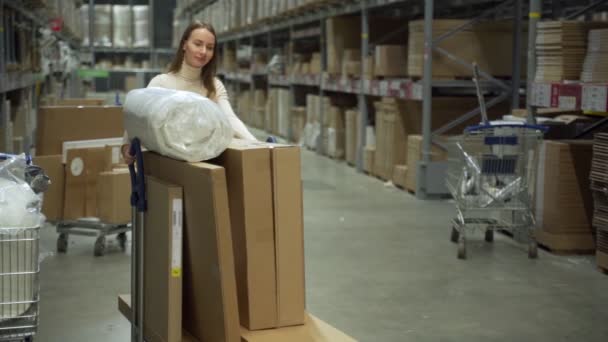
[50,18,63,32]
[582,85,608,112]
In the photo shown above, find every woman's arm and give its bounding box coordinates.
[214,78,257,141]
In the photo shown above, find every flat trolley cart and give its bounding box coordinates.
[445,123,547,259]
[56,219,130,257]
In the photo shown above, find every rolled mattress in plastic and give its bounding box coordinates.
[124,87,233,162]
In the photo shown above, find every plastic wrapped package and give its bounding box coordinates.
[247,0,257,25]
[124,88,234,162]
[133,5,149,47]
[94,5,112,47]
[113,5,132,48]
[0,154,47,322]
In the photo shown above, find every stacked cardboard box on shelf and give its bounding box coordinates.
[327,106,345,159]
[341,49,361,78]
[535,21,608,81]
[374,45,407,77]
[291,107,307,144]
[404,135,448,192]
[581,28,608,82]
[408,20,522,78]
[535,140,595,253]
[590,133,608,271]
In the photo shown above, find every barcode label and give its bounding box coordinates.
[171,198,183,278]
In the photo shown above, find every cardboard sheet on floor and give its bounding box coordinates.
[142,152,240,342]
[240,313,357,342]
[144,177,183,342]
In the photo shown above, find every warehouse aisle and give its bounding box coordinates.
[37,147,608,341]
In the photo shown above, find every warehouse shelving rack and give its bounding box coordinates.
[81,0,177,92]
[1,0,83,155]
[180,0,608,199]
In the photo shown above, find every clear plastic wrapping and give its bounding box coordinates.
[124,87,234,162]
[94,5,112,47]
[0,155,45,230]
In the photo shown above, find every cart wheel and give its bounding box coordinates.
[528,242,538,259]
[450,226,459,243]
[485,229,494,243]
[94,236,106,257]
[457,239,467,260]
[57,233,68,253]
[117,232,127,251]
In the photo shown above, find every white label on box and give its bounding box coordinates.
[558,96,577,110]
[70,157,84,176]
[412,83,423,100]
[379,81,389,96]
[112,146,120,164]
[532,83,551,107]
[171,198,183,278]
[582,85,608,112]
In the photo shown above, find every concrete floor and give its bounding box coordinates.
[35,147,608,341]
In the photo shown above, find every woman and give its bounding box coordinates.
[121,21,256,163]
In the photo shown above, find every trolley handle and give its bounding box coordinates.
[128,138,147,213]
[465,123,549,133]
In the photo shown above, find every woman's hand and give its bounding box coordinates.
[121,143,135,165]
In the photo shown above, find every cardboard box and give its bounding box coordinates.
[33,155,65,221]
[393,165,408,189]
[535,229,596,252]
[144,177,183,342]
[326,16,361,75]
[211,142,306,329]
[55,98,106,106]
[535,140,594,234]
[36,106,123,155]
[117,295,199,342]
[213,145,278,330]
[374,45,407,77]
[63,147,106,219]
[97,169,131,224]
[598,250,608,271]
[104,144,126,171]
[406,135,448,192]
[364,146,375,174]
[345,109,359,165]
[240,313,357,342]
[142,152,240,342]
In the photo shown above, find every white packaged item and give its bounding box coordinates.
[133,5,150,47]
[112,5,132,47]
[124,87,233,162]
[80,5,90,46]
[94,5,112,47]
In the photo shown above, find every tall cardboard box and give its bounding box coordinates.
[535,141,594,236]
[406,135,448,192]
[97,169,131,224]
[213,145,278,330]
[33,155,65,221]
[63,147,106,219]
[142,152,240,342]
[144,177,183,342]
[345,109,359,165]
[326,16,361,75]
[211,142,306,329]
[393,165,408,189]
[36,106,124,155]
[364,146,375,174]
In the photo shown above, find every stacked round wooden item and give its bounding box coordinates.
[590,133,608,272]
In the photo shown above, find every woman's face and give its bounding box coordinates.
[183,28,215,68]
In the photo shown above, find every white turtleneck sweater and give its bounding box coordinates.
[125,61,256,142]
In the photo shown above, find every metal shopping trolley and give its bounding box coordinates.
[445,63,547,259]
[0,154,49,342]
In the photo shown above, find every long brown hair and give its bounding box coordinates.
[168,21,218,100]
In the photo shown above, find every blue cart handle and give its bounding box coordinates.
[128,138,147,212]
[465,123,549,133]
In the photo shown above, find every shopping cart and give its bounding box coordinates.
[445,63,547,259]
[0,154,49,342]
